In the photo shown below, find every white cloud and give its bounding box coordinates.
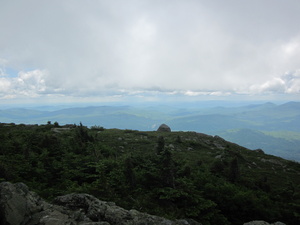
[0,69,48,98]
[17,70,47,93]
[183,90,232,97]
[285,70,300,93]
[252,78,286,93]
[0,78,11,93]
[0,0,300,103]
[249,70,300,94]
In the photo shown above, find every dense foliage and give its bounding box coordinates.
[0,122,300,225]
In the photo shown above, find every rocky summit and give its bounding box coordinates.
[0,182,200,225]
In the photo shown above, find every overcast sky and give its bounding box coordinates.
[1,0,300,105]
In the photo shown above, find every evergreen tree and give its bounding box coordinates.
[124,156,136,188]
[160,149,175,188]
[229,157,239,182]
[156,136,165,155]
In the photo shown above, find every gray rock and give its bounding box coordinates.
[168,144,175,150]
[215,154,223,159]
[0,182,44,225]
[244,221,270,225]
[243,221,286,225]
[157,124,171,132]
[51,127,71,133]
[0,182,201,225]
[54,193,195,225]
[80,223,110,225]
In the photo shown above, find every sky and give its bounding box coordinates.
[0,0,300,106]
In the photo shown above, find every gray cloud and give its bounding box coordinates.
[0,0,300,102]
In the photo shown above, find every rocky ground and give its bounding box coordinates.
[0,182,286,225]
[0,182,200,225]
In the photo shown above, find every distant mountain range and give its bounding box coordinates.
[215,129,300,162]
[1,101,300,161]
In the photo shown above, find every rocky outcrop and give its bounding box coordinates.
[157,124,171,132]
[243,221,286,225]
[0,182,44,225]
[0,182,200,225]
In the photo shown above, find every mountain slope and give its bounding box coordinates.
[0,123,299,224]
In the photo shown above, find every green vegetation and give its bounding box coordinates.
[0,123,300,225]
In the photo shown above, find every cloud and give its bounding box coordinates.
[0,69,48,99]
[0,0,300,102]
[249,70,300,94]
[251,78,286,93]
[0,78,11,94]
[183,90,232,97]
[285,70,300,93]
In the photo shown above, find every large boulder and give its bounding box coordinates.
[0,182,201,225]
[157,124,171,132]
[0,182,77,225]
[0,182,44,225]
